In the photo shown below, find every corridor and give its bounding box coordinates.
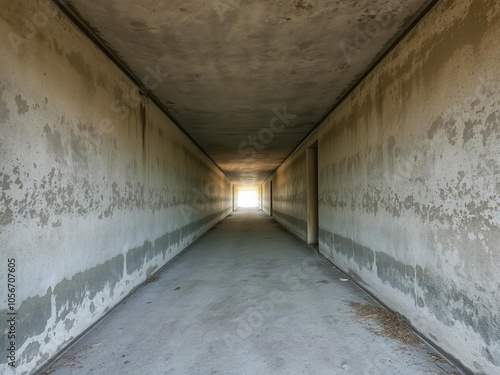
[2,1,500,373]
[43,209,458,375]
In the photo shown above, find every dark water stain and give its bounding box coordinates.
[427,115,458,144]
[462,119,481,145]
[15,94,29,115]
[387,136,396,157]
[43,124,66,164]
[1,173,11,191]
[0,86,10,123]
[0,206,14,226]
[417,265,499,351]
[481,111,500,146]
[272,210,307,236]
[53,38,64,56]
[130,20,146,30]
[127,241,155,275]
[96,73,107,89]
[64,318,75,332]
[295,0,313,10]
[66,51,95,92]
[376,252,415,298]
[53,254,124,324]
[319,231,375,272]
[0,287,52,362]
[22,341,41,364]
[70,129,92,165]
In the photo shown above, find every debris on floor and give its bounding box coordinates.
[348,301,421,346]
[145,276,160,284]
[429,351,446,362]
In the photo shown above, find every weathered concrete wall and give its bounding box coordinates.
[267,150,309,241]
[0,1,232,374]
[233,185,238,210]
[263,1,500,373]
[261,179,273,217]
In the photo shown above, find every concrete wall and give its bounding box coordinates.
[263,1,500,374]
[265,149,308,241]
[262,179,272,216]
[233,185,238,210]
[0,1,232,374]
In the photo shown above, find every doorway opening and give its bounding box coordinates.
[238,190,258,207]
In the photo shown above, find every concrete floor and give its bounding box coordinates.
[42,208,460,375]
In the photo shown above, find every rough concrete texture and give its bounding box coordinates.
[0,1,231,374]
[262,180,271,215]
[53,0,434,185]
[42,209,459,375]
[265,151,309,240]
[262,1,500,373]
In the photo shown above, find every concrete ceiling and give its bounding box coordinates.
[55,0,433,186]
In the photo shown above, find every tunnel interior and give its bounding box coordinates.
[1,1,500,374]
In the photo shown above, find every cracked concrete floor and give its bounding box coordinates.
[42,208,460,375]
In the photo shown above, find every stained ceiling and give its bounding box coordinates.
[54,0,434,186]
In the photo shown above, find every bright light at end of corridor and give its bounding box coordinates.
[238,190,258,207]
